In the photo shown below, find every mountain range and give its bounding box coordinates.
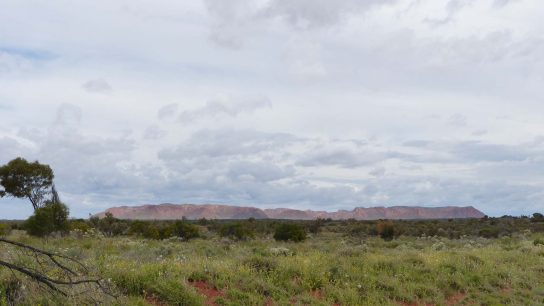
[95,204,485,220]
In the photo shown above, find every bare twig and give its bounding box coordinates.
[0,238,116,302]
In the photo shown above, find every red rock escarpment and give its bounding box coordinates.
[95,203,485,220]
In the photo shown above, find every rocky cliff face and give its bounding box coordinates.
[95,204,485,220]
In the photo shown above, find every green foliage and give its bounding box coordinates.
[128,220,160,239]
[92,213,129,237]
[25,201,69,237]
[172,220,200,240]
[478,227,500,238]
[0,223,11,236]
[533,237,544,246]
[0,157,54,210]
[532,213,544,222]
[308,218,325,234]
[274,223,307,242]
[126,220,200,240]
[219,222,254,240]
[69,219,92,233]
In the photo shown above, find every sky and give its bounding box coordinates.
[0,0,543,219]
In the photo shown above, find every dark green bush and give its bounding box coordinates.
[92,213,129,236]
[219,222,254,240]
[25,202,69,237]
[479,227,500,238]
[128,221,160,239]
[172,221,200,240]
[273,223,306,242]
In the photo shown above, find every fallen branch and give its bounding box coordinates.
[0,237,115,302]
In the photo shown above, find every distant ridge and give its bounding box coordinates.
[95,204,485,220]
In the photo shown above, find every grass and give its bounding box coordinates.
[2,230,544,305]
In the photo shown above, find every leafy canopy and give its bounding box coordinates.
[0,157,54,210]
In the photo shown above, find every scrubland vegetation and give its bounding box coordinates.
[2,216,544,306]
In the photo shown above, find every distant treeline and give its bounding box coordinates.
[3,213,543,242]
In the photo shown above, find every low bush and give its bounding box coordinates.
[273,223,306,242]
[376,220,395,241]
[91,213,129,237]
[0,223,11,236]
[70,219,92,233]
[171,221,200,240]
[25,202,69,237]
[219,222,254,240]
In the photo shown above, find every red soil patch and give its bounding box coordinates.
[397,292,468,306]
[144,294,167,306]
[445,292,467,306]
[311,290,323,299]
[188,280,225,306]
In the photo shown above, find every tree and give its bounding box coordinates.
[0,157,54,211]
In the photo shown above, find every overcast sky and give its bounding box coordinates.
[1,0,543,218]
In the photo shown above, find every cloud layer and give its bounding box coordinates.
[1,0,543,218]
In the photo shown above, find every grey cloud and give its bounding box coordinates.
[178,96,271,123]
[297,145,388,168]
[0,137,31,163]
[264,0,396,29]
[493,0,520,7]
[369,167,386,177]
[424,0,474,27]
[401,139,543,164]
[159,129,297,161]
[143,125,167,140]
[447,113,467,127]
[203,0,259,49]
[204,0,396,48]
[226,161,295,182]
[403,140,432,147]
[54,103,82,127]
[82,79,113,94]
[451,141,537,162]
[157,103,179,120]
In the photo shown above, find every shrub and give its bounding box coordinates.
[70,220,91,233]
[172,221,200,240]
[0,223,11,236]
[25,202,69,237]
[93,213,129,237]
[376,220,395,241]
[309,218,325,234]
[479,227,500,238]
[532,213,544,222]
[273,223,306,242]
[534,238,544,246]
[219,222,254,240]
[128,221,160,239]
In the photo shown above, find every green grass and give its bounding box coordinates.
[2,231,544,305]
